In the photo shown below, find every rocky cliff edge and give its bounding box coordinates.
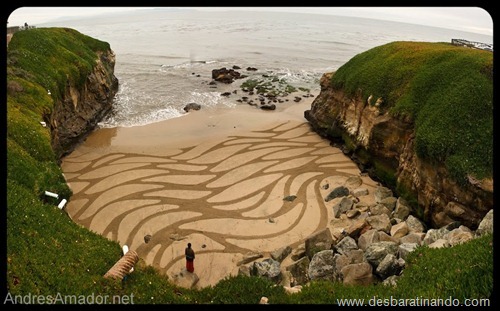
[305,72,492,229]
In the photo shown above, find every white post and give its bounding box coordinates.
[44,191,59,199]
[57,199,67,210]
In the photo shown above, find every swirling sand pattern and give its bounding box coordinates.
[62,120,376,288]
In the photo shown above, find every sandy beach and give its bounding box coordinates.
[61,98,379,289]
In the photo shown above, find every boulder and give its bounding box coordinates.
[183,103,201,112]
[341,262,374,286]
[308,250,335,281]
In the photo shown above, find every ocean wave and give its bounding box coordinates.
[99,106,184,128]
[253,68,323,89]
[99,81,238,128]
[160,59,219,70]
[188,91,236,109]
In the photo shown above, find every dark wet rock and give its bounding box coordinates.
[260,104,276,110]
[325,186,350,202]
[184,103,201,112]
[212,67,242,84]
[283,195,297,202]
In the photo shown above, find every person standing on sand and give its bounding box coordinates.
[185,243,195,273]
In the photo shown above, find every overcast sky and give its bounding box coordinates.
[7,6,493,36]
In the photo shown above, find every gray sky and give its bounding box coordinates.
[7,6,493,36]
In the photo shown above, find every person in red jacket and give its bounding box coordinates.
[185,243,195,273]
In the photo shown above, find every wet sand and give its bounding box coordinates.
[61,98,379,288]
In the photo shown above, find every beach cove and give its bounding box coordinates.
[61,98,380,288]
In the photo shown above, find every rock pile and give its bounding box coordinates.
[238,182,493,291]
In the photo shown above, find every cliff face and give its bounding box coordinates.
[305,73,492,229]
[49,50,119,159]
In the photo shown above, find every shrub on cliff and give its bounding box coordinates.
[330,41,492,185]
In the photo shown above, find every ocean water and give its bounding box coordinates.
[40,9,493,128]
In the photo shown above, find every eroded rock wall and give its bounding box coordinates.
[305,72,492,229]
[49,50,119,160]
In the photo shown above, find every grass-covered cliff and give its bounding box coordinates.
[7,28,111,100]
[6,30,492,304]
[8,27,119,159]
[331,41,493,185]
[7,27,137,299]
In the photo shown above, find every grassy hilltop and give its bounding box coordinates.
[330,41,493,185]
[6,29,493,304]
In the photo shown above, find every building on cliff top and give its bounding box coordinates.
[451,39,493,52]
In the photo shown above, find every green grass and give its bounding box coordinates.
[7,27,110,100]
[6,29,493,304]
[330,41,492,186]
[396,233,493,299]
